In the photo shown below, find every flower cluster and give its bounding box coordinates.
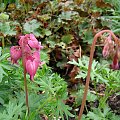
[102,34,119,70]
[10,34,44,81]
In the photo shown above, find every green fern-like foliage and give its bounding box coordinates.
[82,105,120,120]
[0,100,25,120]
[34,65,74,120]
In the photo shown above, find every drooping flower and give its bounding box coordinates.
[10,46,22,64]
[111,52,119,70]
[19,34,29,46]
[23,45,31,54]
[33,51,45,67]
[102,34,114,58]
[26,58,39,81]
[10,33,44,81]
[33,51,40,62]
[28,34,40,49]
[102,44,109,58]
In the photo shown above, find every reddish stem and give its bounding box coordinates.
[78,30,119,120]
[21,44,29,114]
[23,65,29,114]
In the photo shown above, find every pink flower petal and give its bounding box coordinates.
[33,51,40,61]
[111,52,119,70]
[102,44,109,58]
[10,46,22,64]
[29,34,38,42]
[28,40,39,48]
[26,59,39,81]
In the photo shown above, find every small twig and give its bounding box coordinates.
[95,44,104,46]
[90,90,105,96]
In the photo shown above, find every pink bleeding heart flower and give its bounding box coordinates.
[33,51,45,66]
[26,58,39,81]
[102,35,113,58]
[19,34,29,46]
[111,52,119,70]
[29,34,38,41]
[10,46,22,64]
[24,51,40,64]
[33,51,40,61]
[102,44,109,58]
[33,51,43,65]
[28,34,40,49]
[10,33,44,81]
[23,45,31,54]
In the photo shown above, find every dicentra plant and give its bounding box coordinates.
[0,46,74,119]
[9,34,44,114]
[78,30,120,120]
[69,30,120,119]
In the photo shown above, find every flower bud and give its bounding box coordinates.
[111,52,119,70]
[102,44,109,58]
[102,34,114,58]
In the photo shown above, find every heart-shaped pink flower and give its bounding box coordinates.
[10,33,44,81]
[28,34,39,49]
[10,46,22,64]
[26,59,39,81]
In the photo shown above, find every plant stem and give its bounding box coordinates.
[21,39,29,115]
[23,66,29,114]
[78,30,119,120]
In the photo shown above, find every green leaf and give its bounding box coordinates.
[0,22,16,36]
[60,11,78,20]
[0,3,5,12]
[44,29,52,36]
[87,111,102,120]
[56,99,74,120]
[87,91,97,102]
[23,19,42,37]
[0,47,2,56]
[0,65,7,82]
[45,36,57,48]
[0,13,9,21]
[0,97,4,105]
[61,34,73,44]
[0,53,9,61]
[40,50,50,64]
[68,59,80,66]
[2,101,25,120]
[83,30,93,44]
